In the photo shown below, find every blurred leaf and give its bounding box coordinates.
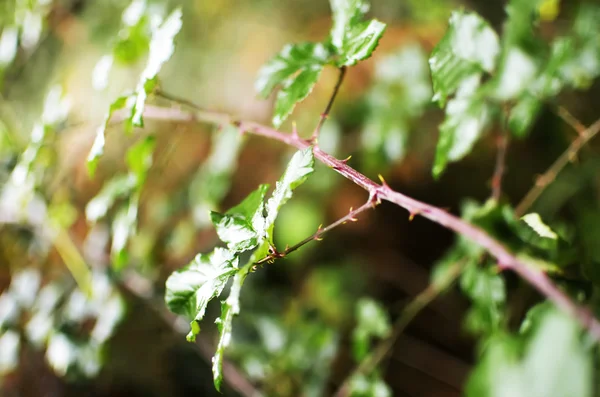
[521,213,558,240]
[265,148,315,241]
[164,248,239,341]
[86,174,137,222]
[256,43,329,127]
[131,8,182,127]
[0,330,20,375]
[433,76,494,178]
[362,44,431,168]
[348,372,392,397]
[429,11,499,106]
[110,197,138,269]
[538,0,559,21]
[352,298,391,361]
[465,308,592,397]
[126,136,156,183]
[329,0,386,66]
[508,93,541,138]
[87,95,130,177]
[213,270,247,391]
[113,16,150,65]
[460,261,506,335]
[210,184,269,253]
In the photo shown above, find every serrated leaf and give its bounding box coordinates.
[85,174,137,222]
[210,184,269,252]
[87,95,130,176]
[213,270,247,391]
[131,8,182,127]
[164,248,239,341]
[521,213,558,240]
[265,148,315,240]
[352,298,391,361]
[429,11,500,106]
[256,43,329,127]
[272,65,324,127]
[329,0,386,66]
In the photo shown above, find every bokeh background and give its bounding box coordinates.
[1,0,600,396]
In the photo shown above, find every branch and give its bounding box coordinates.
[515,117,600,217]
[334,259,466,397]
[255,192,378,265]
[491,126,509,202]
[312,66,347,141]
[135,97,600,341]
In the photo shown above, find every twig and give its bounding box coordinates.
[556,105,586,136]
[255,193,378,265]
[515,117,600,217]
[133,96,600,341]
[333,260,466,397]
[311,66,347,141]
[491,122,509,202]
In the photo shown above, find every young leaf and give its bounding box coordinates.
[264,148,315,239]
[256,43,329,127]
[521,213,558,240]
[130,8,182,127]
[87,95,130,176]
[126,136,156,183]
[164,248,239,342]
[429,11,500,106]
[210,184,269,252]
[212,270,247,391]
[329,0,386,66]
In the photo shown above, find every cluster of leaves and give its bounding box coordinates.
[0,269,125,379]
[165,147,315,389]
[256,0,386,127]
[429,0,600,177]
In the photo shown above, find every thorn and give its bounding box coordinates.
[340,155,352,163]
[408,210,420,221]
[251,265,258,272]
[349,206,354,212]
[350,216,358,222]
[378,174,390,188]
[314,236,323,241]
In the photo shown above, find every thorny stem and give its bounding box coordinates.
[556,105,587,136]
[142,94,600,341]
[255,193,379,265]
[312,66,347,141]
[515,117,600,217]
[334,259,466,397]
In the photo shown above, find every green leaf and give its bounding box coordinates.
[508,93,541,138]
[432,76,494,178]
[164,248,239,341]
[329,0,386,66]
[126,136,156,184]
[348,372,392,397]
[465,309,592,397]
[352,298,391,361]
[429,11,500,106]
[130,8,182,127]
[210,184,269,252]
[521,213,558,240]
[256,43,329,127]
[272,65,324,127]
[213,270,247,391]
[86,174,137,222]
[87,95,130,176]
[111,197,138,270]
[265,148,315,240]
[460,260,506,335]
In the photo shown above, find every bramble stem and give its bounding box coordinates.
[140,95,600,341]
[312,66,347,141]
[255,193,378,265]
[491,127,509,202]
[515,117,600,217]
[334,259,466,397]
